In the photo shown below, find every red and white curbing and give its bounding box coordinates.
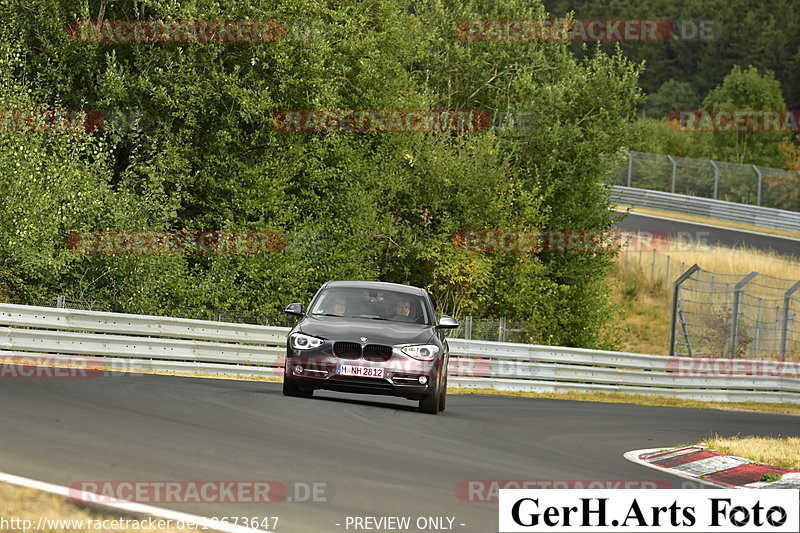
[625,445,800,489]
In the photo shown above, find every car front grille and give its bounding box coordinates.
[333,341,361,358]
[363,344,393,361]
[332,342,393,360]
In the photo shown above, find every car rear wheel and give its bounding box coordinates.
[282,378,314,398]
[419,375,442,414]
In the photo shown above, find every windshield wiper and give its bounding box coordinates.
[312,313,349,317]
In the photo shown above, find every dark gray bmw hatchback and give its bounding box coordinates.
[283,281,458,414]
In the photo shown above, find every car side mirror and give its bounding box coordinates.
[284,302,303,316]
[436,315,459,329]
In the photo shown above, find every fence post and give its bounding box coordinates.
[465,315,473,340]
[668,155,677,194]
[670,264,701,356]
[499,317,506,342]
[626,151,633,187]
[754,297,763,356]
[753,165,762,206]
[651,249,656,278]
[729,272,759,357]
[780,281,800,361]
[710,160,719,200]
[665,255,671,287]
[56,295,65,308]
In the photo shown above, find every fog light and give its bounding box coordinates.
[418,376,428,384]
[294,365,303,375]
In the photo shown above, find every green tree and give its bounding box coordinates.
[0,0,643,348]
[702,65,786,167]
[643,79,700,119]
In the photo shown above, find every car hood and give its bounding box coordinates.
[298,316,436,346]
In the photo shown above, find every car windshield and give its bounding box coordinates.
[309,288,430,324]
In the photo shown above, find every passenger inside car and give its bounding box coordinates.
[331,297,348,316]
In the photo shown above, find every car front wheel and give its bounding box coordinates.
[419,374,443,414]
[282,378,314,398]
[438,374,447,412]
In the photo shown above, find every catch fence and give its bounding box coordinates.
[670,265,800,361]
[612,150,800,211]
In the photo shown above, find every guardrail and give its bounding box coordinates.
[0,303,287,378]
[610,185,800,233]
[1,303,798,404]
[447,340,800,404]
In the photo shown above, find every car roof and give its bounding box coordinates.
[323,280,425,296]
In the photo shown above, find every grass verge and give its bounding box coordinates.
[704,435,800,469]
[0,482,193,532]
[448,387,800,416]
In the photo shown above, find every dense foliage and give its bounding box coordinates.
[546,0,800,183]
[544,0,800,112]
[0,0,644,348]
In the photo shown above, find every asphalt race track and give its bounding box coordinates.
[1,370,798,532]
[615,212,800,257]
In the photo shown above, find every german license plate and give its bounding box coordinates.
[337,364,384,378]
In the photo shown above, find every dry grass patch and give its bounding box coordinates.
[145,370,280,382]
[617,240,800,288]
[0,482,194,532]
[449,387,800,416]
[611,239,800,355]
[613,256,672,355]
[704,435,800,470]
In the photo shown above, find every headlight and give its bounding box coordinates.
[401,344,439,361]
[290,333,324,350]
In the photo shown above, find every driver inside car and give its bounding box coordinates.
[390,299,415,322]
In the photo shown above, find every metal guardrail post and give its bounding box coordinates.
[710,160,719,200]
[667,155,677,194]
[730,272,759,357]
[753,165,762,206]
[780,281,800,361]
[670,264,701,356]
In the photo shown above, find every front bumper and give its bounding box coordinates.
[285,350,440,400]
